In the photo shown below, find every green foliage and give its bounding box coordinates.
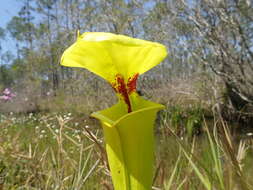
[160,105,204,137]
[0,113,105,189]
[1,113,253,189]
[7,16,35,42]
[0,27,5,41]
[0,64,14,86]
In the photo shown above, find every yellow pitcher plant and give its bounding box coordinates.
[61,32,167,190]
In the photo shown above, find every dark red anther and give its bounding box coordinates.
[110,73,139,113]
[127,73,139,94]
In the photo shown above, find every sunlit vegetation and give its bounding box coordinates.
[0,112,253,189]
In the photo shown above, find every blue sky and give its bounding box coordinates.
[0,0,21,28]
[0,0,22,56]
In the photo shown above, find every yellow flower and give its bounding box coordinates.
[61,32,167,190]
[61,32,167,113]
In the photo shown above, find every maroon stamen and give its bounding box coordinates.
[111,73,139,113]
[127,73,139,94]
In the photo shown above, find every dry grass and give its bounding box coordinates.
[0,111,252,190]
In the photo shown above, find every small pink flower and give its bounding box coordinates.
[1,88,16,101]
[0,95,11,101]
[10,92,16,97]
[3,88,11,95]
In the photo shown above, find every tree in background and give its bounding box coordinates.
[0,0,252,120]
[0,27,13,88]
[143,0,253,118]
[177,0,253,116]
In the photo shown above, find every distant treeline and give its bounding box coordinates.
[0,0,252,121]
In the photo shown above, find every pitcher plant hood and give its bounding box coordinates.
[61,32,167,113]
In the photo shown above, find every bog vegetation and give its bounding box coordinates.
[0,0,253,189]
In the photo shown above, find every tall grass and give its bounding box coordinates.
[156,115,253,190]
[0,111,252,190]
[0,113,109,190]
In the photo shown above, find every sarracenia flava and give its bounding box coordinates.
[61,32,167,190]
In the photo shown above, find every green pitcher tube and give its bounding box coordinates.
[92,98,165,190]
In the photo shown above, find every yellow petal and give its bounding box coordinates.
[61,32,167,83]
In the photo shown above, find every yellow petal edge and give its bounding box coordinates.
[61,32,167,83]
